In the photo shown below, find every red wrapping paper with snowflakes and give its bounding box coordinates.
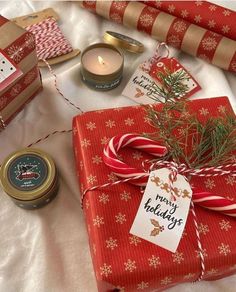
[144,1,236,41]
[0,16,42,130]
[73,96,236,292]
[81,1,236,73]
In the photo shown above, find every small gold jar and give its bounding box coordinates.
[0,148,59,209]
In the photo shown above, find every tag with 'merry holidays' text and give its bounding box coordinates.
[130,168,192,253]
[122,57,201,104]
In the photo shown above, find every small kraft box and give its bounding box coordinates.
[73,97,236,292]
[0,15,42,130]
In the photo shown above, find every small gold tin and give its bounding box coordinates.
[104,31,144,54]
[0,148,59,209]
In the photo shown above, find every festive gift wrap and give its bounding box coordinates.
[0,16,42,130]
[73,97,236,292]
[81,1,236,73]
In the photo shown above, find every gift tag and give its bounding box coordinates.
[0,50,23,91]
[130,168,192,252]
[122,55,201,104]
[150,57,201,98]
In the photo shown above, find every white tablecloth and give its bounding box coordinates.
[0,1,236,292]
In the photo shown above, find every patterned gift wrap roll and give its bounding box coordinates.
[73,96,236,292]
[144,1,236,41]
[81,1,236,73]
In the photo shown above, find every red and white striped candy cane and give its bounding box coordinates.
[103,134,236,217]
[103,133,167,186]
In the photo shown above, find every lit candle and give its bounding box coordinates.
[81,43,124,91]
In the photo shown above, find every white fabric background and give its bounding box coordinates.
[0,1,236,292]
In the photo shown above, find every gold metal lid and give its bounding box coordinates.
[0,148,57,201]
[104,31,144,53]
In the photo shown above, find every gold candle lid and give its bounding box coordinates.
[104,31,144,53]
[0,148,57,202]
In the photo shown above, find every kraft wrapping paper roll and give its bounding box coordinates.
[144,1,236,41]
[81,1,236,73]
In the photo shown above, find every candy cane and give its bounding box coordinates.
[103,134,236,217]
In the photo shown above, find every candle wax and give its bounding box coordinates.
[82,47,123,75]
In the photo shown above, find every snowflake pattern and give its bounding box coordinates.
[222,25,230,34]
[87,174,97,185]
[7,45,23,62]
[81,138,91,148]
[86,122,96,131]
[10,84,22,97]
[124,118,134,126]
[223,9,231,16]
[202,37,217,51]
[113,1,127,10]
[181,9,189,18]
[167,35,181,48]
[207,268,218,275]
[80,161,84,170]
[218,105,226,114]
[24,33,35,49]
[124,259,136,272]
[24,71,36,85]
[204,178,215,189]
[92,155,102,165]
[195,1,203,6]
[208,20,216,28]
[137,281,149,290]
[105,119,116,128]
[184,273,196,280]
[231,61,236,72]
[93,215,104,227]
[168,4,175,13]
[0,97,7,109]
[219,220,231,231]
[132,151,143,160]
[110,13,122,24]
[101,136,110,145]
[99,193,109,204]
[108,172,118,182]
[209,4,217,11]
[195,248,208,258]
[129,235,141,246]
[194,15,202,23]
[100,263,112,277]
[148,255,161,269]
[225,175,235,186]
[106,237,118,250]
[199,107,209,116]
[218,243,231,256]
[198,223,209,235]
[172,251,184,264]
[173,21,187,33]
[139,14,154,28]
[115,213,126,224]
[160,276,172,286]
[120,190,131,202]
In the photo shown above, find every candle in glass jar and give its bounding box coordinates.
[81,43,124,91]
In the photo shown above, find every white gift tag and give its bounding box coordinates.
[130,168,192,253]
[122,57,201,104]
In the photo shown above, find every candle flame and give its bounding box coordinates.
[98,56,105,65]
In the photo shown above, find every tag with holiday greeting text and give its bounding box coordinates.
[130,168,192,252]
[122,57,201,104]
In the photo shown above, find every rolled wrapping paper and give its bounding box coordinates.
[144,1,236,41]
[81,1,236,73]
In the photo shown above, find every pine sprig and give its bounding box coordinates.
[145,101,236,168]
[148,68,190,103]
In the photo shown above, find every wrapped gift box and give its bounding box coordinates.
[0,15,42,130]
[73,97,236,292]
